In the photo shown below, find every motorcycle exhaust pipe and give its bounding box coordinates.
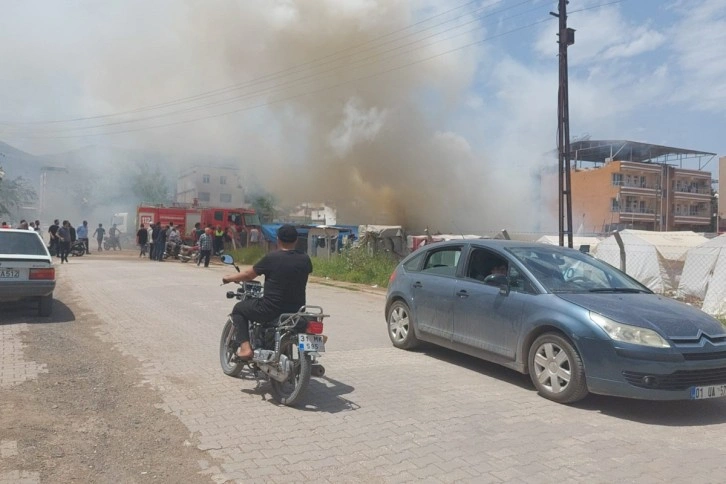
[311,364,325,378]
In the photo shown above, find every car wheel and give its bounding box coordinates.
[528,333,588,404]
[38,294,53,317]
[387,300,419,350]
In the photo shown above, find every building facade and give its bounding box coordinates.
[176,166,245,208]
[571,160,712,232]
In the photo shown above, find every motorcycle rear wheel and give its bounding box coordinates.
[269,337,312,406]
[219,318,244,377]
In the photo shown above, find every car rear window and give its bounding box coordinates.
[0,232,48,256]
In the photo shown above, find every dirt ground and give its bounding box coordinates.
[0,260,220,483]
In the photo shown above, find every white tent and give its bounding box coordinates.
[593,230,708,294]
[536,235,601,252]
[678,234,726,316]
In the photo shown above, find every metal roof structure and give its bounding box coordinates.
[569,140,717,169]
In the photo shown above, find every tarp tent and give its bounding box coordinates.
[358,225,406,256]
[593,230,708,294]
[536,235,601,252]
[677,234,726,316]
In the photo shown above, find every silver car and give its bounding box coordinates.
[0,229,56,316]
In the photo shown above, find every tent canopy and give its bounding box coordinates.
[536,235,601,251]
[594,230,708,293]
[677,234,726,316]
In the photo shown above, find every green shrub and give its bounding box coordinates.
[227,246,266,265]
[312,248,398,288]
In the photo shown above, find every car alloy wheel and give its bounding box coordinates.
[387,300,419,350]
[533,342,572,394]
[528,333,588,404]
[389,305,410,343]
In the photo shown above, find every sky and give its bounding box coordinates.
[0,0,724,232]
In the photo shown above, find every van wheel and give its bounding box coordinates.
[528,333,588,404]
[38,294,53,317]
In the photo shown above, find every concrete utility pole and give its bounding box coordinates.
[551,0,575,248]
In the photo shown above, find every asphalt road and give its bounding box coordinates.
[3,252,726,483]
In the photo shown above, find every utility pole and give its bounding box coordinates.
[551,0,575,248]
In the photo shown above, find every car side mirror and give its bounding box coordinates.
[484,274,510,295]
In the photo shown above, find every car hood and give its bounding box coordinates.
[556,293,726,340]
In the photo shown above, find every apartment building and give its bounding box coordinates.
[176,166,245,208]
[558,140,717,233]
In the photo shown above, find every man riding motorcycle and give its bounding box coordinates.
[222,225,312,360]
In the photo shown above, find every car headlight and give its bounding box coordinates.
[589,312,670,348]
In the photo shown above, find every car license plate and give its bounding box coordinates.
[690,384,726,400]
[298,334,325,352]
[0,269,20,279]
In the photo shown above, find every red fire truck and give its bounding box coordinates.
[136,204,260,240]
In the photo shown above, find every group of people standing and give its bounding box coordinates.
[135,221,183,262]
[45,220,122,263]
[134,221,245,268]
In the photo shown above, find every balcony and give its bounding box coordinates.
[672,185,710,195]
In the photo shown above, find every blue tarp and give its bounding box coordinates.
[260,224,310,243]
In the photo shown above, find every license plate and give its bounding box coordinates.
[690,384,726,400]
[298,334,325,352]
[0,269,20,279]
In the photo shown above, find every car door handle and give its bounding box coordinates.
[412,282,423,288]
[456,290,469,298]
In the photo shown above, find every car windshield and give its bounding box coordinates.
[0,232,48,256]
[506,246,650,294]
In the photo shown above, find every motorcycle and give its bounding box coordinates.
[70,240,86,257]
[178,243,199,263]
[163,240,183,260]
[103,235,121,251]
[218,255,328,406]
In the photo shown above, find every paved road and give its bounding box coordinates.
[4,254,726,483]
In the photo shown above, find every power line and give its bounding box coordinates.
[2,0,626,140]
[7,17,555,140]
[3,0,527,126]
[3,1,542,134]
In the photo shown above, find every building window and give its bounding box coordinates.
[612,173,623,186]
[611,198,619,212]
[220,176,227,185]
[202,174,210,184]
[220,193,232,203]
[198,191,210,202]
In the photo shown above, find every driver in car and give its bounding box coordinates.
[221,225,312,360]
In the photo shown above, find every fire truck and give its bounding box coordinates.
[136,204,260,240]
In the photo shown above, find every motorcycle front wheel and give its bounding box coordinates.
[269,337,312,406]
[219,318,244,377]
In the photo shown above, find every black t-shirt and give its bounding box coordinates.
[137,228,148,244]
[48,224,59,236]
[254,249,313,313]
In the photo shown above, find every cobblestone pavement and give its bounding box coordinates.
[4,255,726,483]
[1,322,45,484]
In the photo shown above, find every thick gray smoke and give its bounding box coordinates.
[1,1,550,234]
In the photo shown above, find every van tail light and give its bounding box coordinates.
[29,268,55,280]
[306,321,324,334]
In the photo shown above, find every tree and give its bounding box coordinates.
[0,173,37,218]
[251,195,276,223]
[131,162,170,204]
